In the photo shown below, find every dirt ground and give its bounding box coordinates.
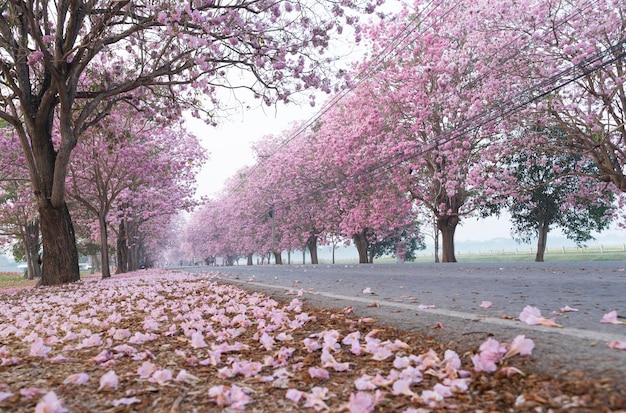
[0,270,624,412]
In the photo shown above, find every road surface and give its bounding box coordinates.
[180,261,626,377]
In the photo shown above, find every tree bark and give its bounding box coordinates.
[273,251,283,265]
[247,253,253,266]
[99,215,111,279]
[116,221,128,273]
[433,219,440,263]
[23,219,41,280]
[438,215,459,263]
[38,202,80,285]
[535,220,549,262]
[307,235,319,265]
[353,230,370,264]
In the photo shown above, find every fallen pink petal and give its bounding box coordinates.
[519,305,562,328]
[34,391,67,413]
[600,311,626,324]
[479,301,493,308]
[608,340,626,350]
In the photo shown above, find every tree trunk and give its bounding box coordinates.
[23,219,41,280]
[307,235,319,265]
[273,251,283,265]
[116,221,128,273]
[353,230,369,264]
[99,215,111,279]
[438,215,459,263]
[433,218,440,263]
[535,220,549,262]
[247,253,253,265]
[38,202,80,285]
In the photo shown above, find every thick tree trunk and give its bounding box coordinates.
[438,215,459,263]
[353,230,369,264]
[273,251,283,265]
[38,202,80,285]
[307,235,319,265]
[99,215,111,279]
[247,253,253,266]
[535,220,549,262]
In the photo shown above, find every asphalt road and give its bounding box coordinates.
[180,261,626,378]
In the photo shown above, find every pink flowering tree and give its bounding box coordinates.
[503,1,626,193]
[307,92,418,263]
[246,127,341,264]
[0,0,379,285]
[66,108,204,278]
[0,128,41,278]
[342,1,542,263]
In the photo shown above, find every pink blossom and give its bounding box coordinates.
[112,329,131,340]
[421,389,444,407]
[354,374,377,391]
[28,51,44,65]
[304,387,330,411]
[259,332,275,350]
[20,387,42,398]
[433,383,453,398]
[208,385,250,410]
[34,391,67,413]
[0,392,13,402]
[504,335,534,359]
[92,350,112,364]
[285,388,305,402]
[150,369,173,384]
[77,333,102,348]
[49,355,73,363]
[560,305,578,312]
[347,390,383,413]
[190,331,207,348]
[175,369,201,384]
[308,367,330,379]
[392,379,416,396]
[30,338,51,357]
[600,310,626,324]
[98,370,118,391]
[519,305,562,327]
[608,340,626,350]
[63,373,89,385]
[479,301,493,308]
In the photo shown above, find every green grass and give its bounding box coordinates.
[319,245,626,264]
[411,246,626,263]
[0,272,27,283]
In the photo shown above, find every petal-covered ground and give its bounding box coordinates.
[0,270,624,412]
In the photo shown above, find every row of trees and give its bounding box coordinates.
[183,0,624,264]
[1,0,379,285]
[0,110,204,280]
